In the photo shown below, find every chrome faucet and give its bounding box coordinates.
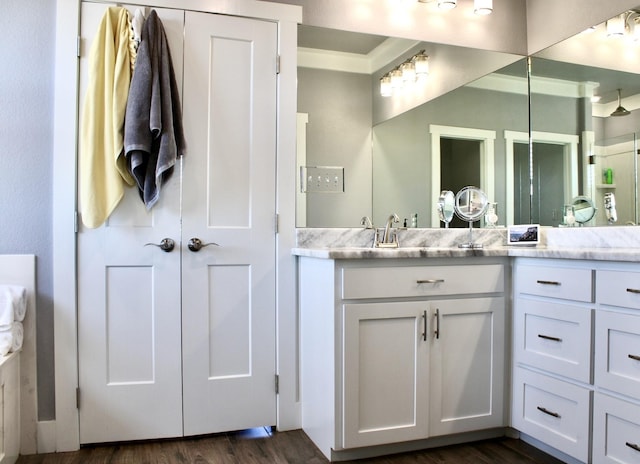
[374,213,399,248]
[361,216,374,229]
[382,213,399,243]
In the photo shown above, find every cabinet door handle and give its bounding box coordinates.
[434,308,440,340]
[629,354,640,362]
[626,442,640,453]
[536,280,561,286]
[538,334,562,342]
[537,406,561,418]
[626,288,640,294]
[417,279,445,284]
[422,310,427,342]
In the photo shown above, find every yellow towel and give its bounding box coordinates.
[80,7,135,229]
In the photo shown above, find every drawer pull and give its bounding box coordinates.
[538,334,562,342]
[626,288,640,294]
[629,354,640,362]
[435,308,440,340]
[536,406,561,418]
[422,310,427,342]
[536,280,561,286]
[417,279,445,284]
[626,442,640,453]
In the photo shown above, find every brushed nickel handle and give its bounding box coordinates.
[626,288,640,294]
[434,308,440,339]
[144,238,175,252]
[188,238,220,252]
[536,280,561,286]
[422,310,427,342]
[537,406,560,418]
[417,279,445,284]
[629,354,640,362]
[626,442,640,453]
[538,334,562,342]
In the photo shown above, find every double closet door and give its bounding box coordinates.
[77,3,278,444]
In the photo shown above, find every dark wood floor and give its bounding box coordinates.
[17,428,564,464]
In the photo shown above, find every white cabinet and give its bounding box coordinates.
[300,257,507,461]
[512,258,594,462]
[342,301,429,448]
[592,267,640,464]
[513,258,640,464]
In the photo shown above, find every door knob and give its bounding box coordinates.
[144,238,175,252]
[188,238,220,252]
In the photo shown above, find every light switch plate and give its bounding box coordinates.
[300,166,345,193]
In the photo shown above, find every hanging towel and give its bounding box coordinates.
[128,9,145,72]
[0,322,23,357]
[0,285,27,325]
[124,10,186,209]
[80,6,136,229]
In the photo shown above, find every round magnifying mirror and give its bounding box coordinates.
[454,186,489,222]
[571,195,597,224]
[437,190,455,227]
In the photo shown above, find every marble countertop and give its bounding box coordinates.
[292,245,640,262]
[292,226,640,262]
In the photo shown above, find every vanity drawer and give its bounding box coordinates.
[595,309,640,400]
[514,299,592,383]
[593,392,640,464]
[516,265,593,302]
[597,269,640,310]
[341,264,504,300]
[512,367,591,463]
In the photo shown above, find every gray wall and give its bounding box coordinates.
[297,68,373,227]
[0,0,56,420]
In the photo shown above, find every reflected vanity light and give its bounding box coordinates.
[380,50,429,97]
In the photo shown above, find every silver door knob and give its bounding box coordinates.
[188,238,220,252]
[144,238,175,252]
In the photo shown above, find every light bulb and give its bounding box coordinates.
[474,0,492,15]
[380,75,392,97]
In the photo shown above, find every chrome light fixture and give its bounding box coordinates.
[379,50,430,97]
[606,13,626,37]
[611,89,631,117]
[473,0,493,15]
[438,0,457,10]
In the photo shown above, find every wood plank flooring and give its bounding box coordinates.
[17,428,564,464]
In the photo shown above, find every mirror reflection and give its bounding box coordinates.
[529,6,640,226]
[296,25,525,228]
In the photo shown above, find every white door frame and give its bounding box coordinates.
[430,125,496,227]
[505,130,579,225]
[52,0,301,452]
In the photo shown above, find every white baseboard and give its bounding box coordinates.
[37,421,57,454]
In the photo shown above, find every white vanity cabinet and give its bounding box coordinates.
[592,267,640,463]
[512,258,640,464]
[299,256,507,461]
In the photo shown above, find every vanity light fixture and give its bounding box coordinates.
[437,0,457,10]
[473,0,492,15]
[379,50,430,97]
[606,13,626,37]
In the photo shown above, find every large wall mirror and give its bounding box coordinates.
[296,25,526,228]
[529,6,640,227]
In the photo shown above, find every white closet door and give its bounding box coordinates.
[77,4,185,444]
[180,11,278,436]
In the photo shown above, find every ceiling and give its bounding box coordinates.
[298,25,387,54]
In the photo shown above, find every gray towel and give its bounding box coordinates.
[124,10,185,209]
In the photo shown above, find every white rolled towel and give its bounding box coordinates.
[0,322,23,356]
[0,285,27,324]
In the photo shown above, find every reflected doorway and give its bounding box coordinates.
[441,138,481,228]
[514,142,565,226]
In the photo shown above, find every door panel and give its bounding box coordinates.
[77,4,185,444]
[180,11,278,436]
